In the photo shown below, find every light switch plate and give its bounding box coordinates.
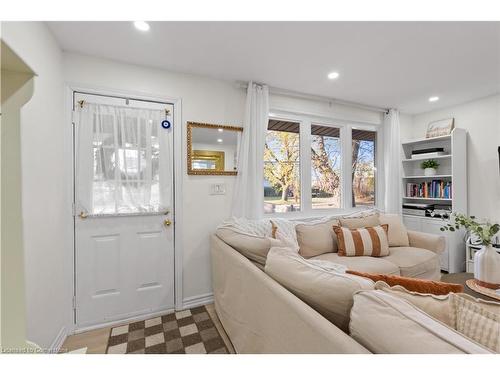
[210,183,226,195]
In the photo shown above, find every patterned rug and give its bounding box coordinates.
[106,306,229,354]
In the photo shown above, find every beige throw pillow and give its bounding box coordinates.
[374,281,455,326]
[379,213,410,247]
[350,290,493,353]
[340,212,380,229]
[450,294,500,353]
[296,219,340,258]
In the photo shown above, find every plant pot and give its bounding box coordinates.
[424,168,437,176]
[474,245,500,289]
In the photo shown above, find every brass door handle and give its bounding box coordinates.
[164,219,172,226]
[79,211,88,219]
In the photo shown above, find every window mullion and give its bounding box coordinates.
[342,124,353,209]
[300,119,312,213]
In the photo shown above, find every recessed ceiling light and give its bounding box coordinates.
[327,72,340,80]
[218,128,223,132]
[134,21,150,32]
[429,96,439,102]
[217,138,223,143]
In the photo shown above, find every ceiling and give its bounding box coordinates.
[47,21,500,114]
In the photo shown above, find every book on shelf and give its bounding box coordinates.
[405,180,452,199]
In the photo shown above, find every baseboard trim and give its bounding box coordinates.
[182,293,214,310]
[74,307,175,334]
[49,326,68,354]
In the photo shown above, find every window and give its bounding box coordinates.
[311,125,341,209]
[264,120,301,213]
[352,128,377,208]
[263,116,379,214]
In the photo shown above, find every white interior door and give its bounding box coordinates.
[73,92,175,328]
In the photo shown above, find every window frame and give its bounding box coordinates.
[265,110,382,218]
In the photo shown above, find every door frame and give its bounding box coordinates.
[65,83,184,333]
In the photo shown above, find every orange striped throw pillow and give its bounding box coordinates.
[333,224,389,257]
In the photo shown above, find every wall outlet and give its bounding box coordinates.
[210,183,226,195]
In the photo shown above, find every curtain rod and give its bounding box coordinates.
[236,81,389,114]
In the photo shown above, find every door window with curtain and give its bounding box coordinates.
[75,102,172,215]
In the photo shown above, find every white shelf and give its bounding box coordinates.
[401,128,467,273]
[401,134,451,146]
[403,197,452,201]
[402,155,451,162]
[402,175,452,179]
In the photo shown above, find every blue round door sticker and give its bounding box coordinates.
[161,120,171,129]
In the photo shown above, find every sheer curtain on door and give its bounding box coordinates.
[76,103,172,215]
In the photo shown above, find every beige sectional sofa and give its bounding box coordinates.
[211,213,498,353]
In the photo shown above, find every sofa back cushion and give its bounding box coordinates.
[264,247,374,332]
[334,225,390,257]
[339,212,380,229]
[295,219,340,258]
[379,213,410,247]
[215,228,274,266]
[349,290,493,353]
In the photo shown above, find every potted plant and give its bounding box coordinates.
[442,213,500,289]
[421,159,440,176]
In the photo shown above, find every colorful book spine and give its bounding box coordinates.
[405,180,452,199]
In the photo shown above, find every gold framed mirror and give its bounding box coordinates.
[187,122,243,175]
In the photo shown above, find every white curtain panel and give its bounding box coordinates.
[231,82,269,219]
[76,103,171,215]
[383,108,402,214]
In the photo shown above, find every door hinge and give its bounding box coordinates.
[72,296,77,310]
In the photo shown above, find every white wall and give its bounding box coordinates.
[401,94,500,223]
[2,22,72,349]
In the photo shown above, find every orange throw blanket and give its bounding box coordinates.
[346,270,464,295]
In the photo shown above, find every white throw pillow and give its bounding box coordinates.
[379,213,410,247]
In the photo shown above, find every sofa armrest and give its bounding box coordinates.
[407,230,446,254]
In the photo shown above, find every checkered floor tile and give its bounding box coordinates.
[106,306,228,354]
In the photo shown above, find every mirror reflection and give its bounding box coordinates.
[187,122,243,175]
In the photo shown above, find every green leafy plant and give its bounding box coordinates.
[441,213,500,246]
[421,159,440,169]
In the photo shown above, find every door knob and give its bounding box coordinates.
[164,219,172,226]
[79,211,88,219]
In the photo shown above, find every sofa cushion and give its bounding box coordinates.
[312,252,400,275]
[379,213,410,247]
[375,281,500,329]
[215,228,275,266]
[264,247,374,332]
[374,281,455,326]
[339,212,380,229]
[349,290,493,353]
[334,224,389,257]
[296,219,340,258]
[383,246,440,278]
